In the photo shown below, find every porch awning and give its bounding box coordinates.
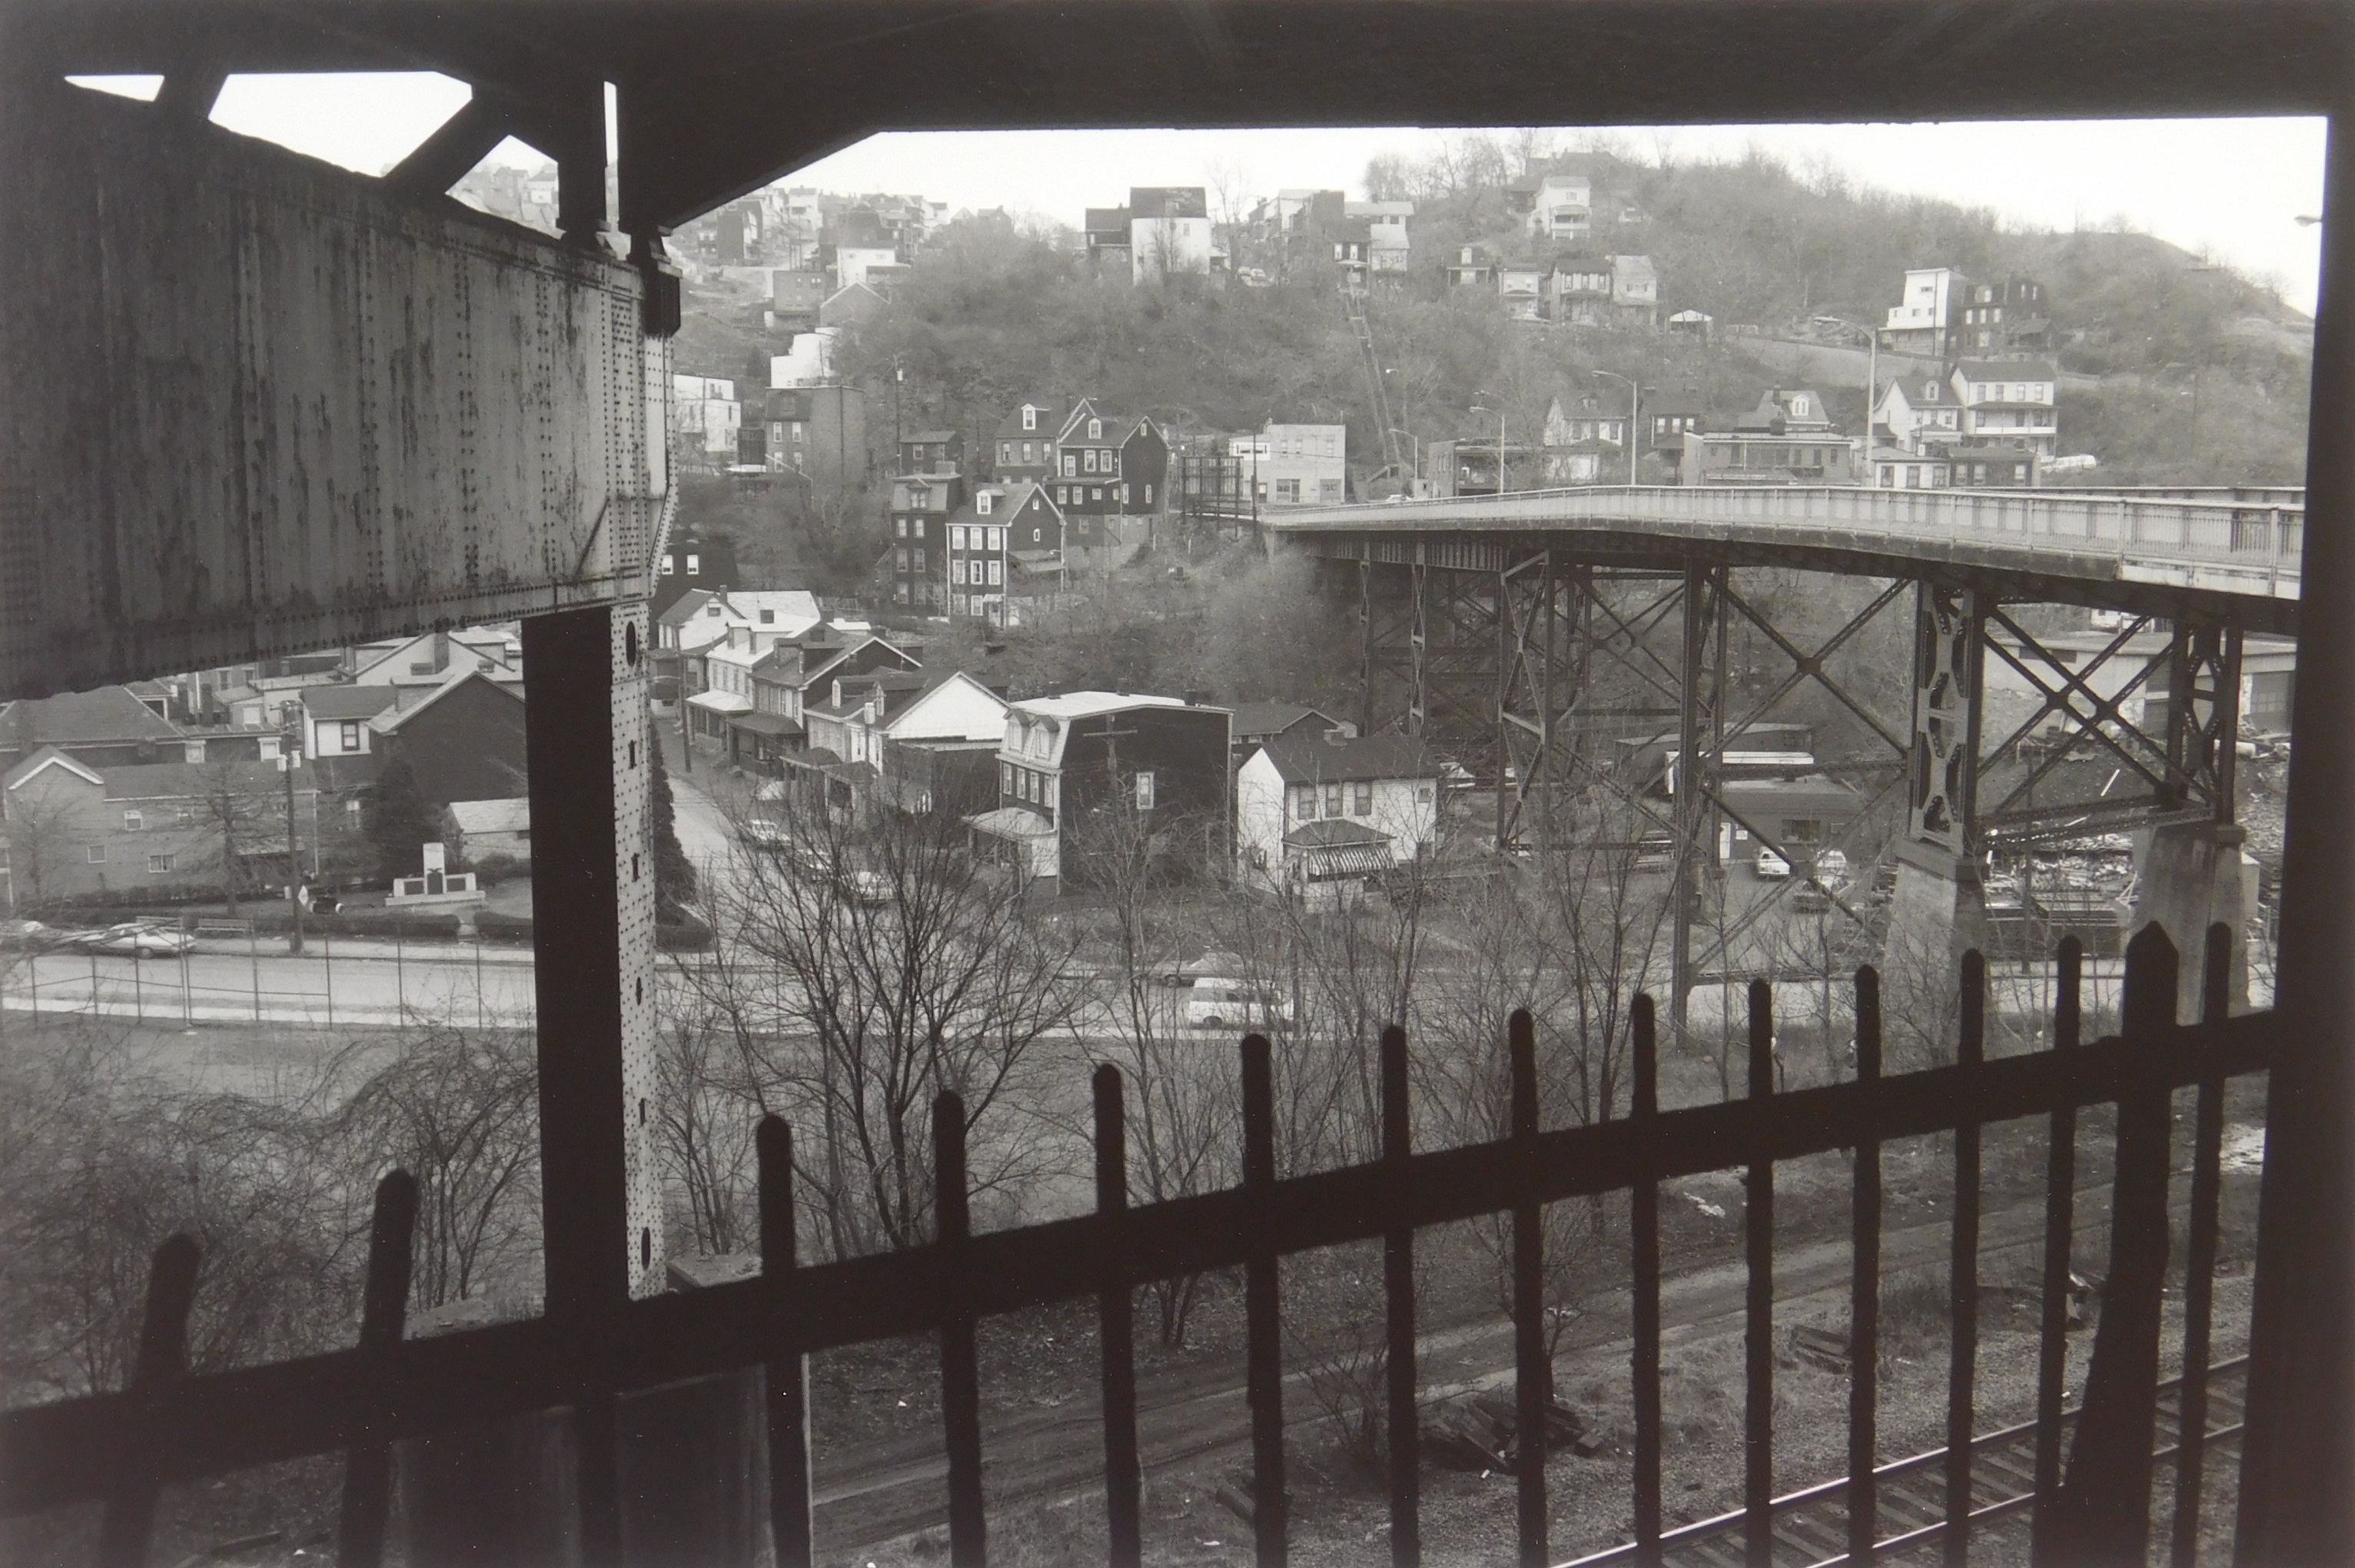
[729,711,804,738]
[686,689,752,715]
[965,806,1054,842]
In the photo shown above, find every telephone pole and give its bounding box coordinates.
[280,726,304,956]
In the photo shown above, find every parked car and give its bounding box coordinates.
[1755,847,1792,879]
[839,869,892,906]
[1186,983,1294,1031]
[739,818,791,850]
[1811,848,1850,885]
[75,922,196,958]
[0,918,61,951]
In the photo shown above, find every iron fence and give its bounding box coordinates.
[0,921,2266,1568]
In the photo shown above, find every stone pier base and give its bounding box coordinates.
[2131,822,2260,1020]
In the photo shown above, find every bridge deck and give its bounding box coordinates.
[1267,486,2301,632]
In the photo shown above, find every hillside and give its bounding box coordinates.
[670,144,2316,595]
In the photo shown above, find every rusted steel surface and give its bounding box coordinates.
[0,78,654,698]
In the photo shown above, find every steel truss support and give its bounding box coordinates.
[2164,621,2243,819]
[1909,581,1985,863]
[1669,566,1729,1046]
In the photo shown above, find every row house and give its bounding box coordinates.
[1680,391,1856,484]
[800,668,1009,818]
[671,374,742,473]
[720,622,921,772]
[899,429,964,477]
[1540,253,1658,328]
[2,746,330,909]
[946,480,1067,626]
[657,589,822,706]
[653,532,739,618]
[1230,423,1347,507]
[1044,401,1168,537]
[761,384,866,488]
[1958,275,2052,354]
[1540,394,1629,485]
[991,397,1071,483]
[967,692,1231,896]
[1234,733,1440,909]
[889,471,962,610]
[1951,359,2060,458]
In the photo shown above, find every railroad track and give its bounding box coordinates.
[1564,1357,2248,1568]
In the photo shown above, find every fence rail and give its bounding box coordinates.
[0,924,2264,1568]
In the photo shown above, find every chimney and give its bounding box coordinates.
[432,627,451,673]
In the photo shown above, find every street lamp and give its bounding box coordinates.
[1592,369,1653,485]
[1471,403,1508,494]
[1815,316,1880,447]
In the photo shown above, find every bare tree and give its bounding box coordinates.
[694,784,1084,1259]
[330,1026,541,1310]
[649,996,761,1257]
[1,779,81,912]
[188,758,279,915]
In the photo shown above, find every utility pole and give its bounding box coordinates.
[279,727,304,956]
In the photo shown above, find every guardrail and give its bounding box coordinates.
[1269,485,2304,597]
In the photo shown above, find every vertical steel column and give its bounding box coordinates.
[1907,581,1985,859]
[1496,560,1515,850]
[1359,556,1376,738]
[524,603,662,1567]
[1669,565,1726,1045]
[2163,620,2243,817]
[1407,551,1430,738]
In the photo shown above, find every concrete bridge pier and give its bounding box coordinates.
[2132,822,2259,1018]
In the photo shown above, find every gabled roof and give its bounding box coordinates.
[350,628,515,681]
[1011,691,1192,723]
[370,669,524,735]
[302,684,401,720]
[3,746,104,791]
[0,686,184,748]
[1230,702,1346,740]
[995,397,1069,439]
[448,797,531,835]
[1284,818,1395,849]
[1256,733,1437,785]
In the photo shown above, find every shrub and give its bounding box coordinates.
[474,911,535,944]
[470,852,529,887]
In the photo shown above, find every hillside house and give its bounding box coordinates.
[899,429,964,477]
[1548,255,1616,326]
[1958,275,2051,354]
[1882,265,1964,356]
[968,693,1231,896]
[889,472,962,610]
[948,480,1066,626]
[1046,402,1168,543]
[370,669,528,806]
[301,684,398,759]
[1128,186,1214,283]
[801,668,1009,818]
[1951,359,2060,460]
[1231,423,1347,507]
[1497,264,1547,321]
[1229,702,1355,766]
[653,533,740,616]
[1446,244,1496,288]
[763,384,866,487]
[1873,373,1965,453]
[992,397,1071,483]
[1542,394,1629,483]
[1235,733,1441,907]
[1524,174,1593,241]
[1610,254,1659,327]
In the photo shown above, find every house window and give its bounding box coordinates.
[952,526,967,550]
[1144,483,1154,503]
[1417,784,1436,803]
[953,560,967,585]
[978,493,992,516]
[988,560,1003,586]
[1022,406,1038,431]
[955,594,969,616]
[686,554,700,574]
[1275,479,1300,503]
[1023,442,1035,462]
[913,548,925,572]
[1134,771,1155,810]
[1000,443,1011,464]
[1294,785,1317,822]
[1062,453,1077,477]
[340,721,361,749]
[1001,761,1015,794]
[1058,487,1070,504]
[347,799,362,822]
[989,528,1005,551]
[1354,780,1373,814]
[912,519,925,540]
[661,554,676,575]
[1083,448,1098,473]
[86,845,106,864]
[1324,782,1344,816]
[1088,418,1102,439]
[148,853,174,875]
[1090,487,1101,502]
[896,517,909,538]
[123,810,142,832]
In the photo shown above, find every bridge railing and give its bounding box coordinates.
[1273,484,2304,581]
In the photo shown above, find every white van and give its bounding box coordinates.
[1186,983,1294,1031]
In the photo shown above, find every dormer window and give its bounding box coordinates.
[1088,418,1102,440]
[977,492,992,515]
[1021,405,1038,431]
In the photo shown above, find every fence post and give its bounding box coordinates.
[2042,922,2177,1566]
[1626,998,1662,1568]
[1848,967,1883,1566]
[95,1234,201,1568]
[1510,1009,1550,1568]
[1380,1023,1419,1567]
[337,1171,418,1568]
[2032,937,2084,1552]
[757,1116,812,1568]
[2168,922,2233,1567]
[1946,951,1986,1565]
[935,1091,985,1568]
[1744,980,1775,1568]
[1093,1066,1142,1568]
[1241,1032,1287,1566]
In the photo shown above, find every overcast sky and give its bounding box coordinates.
[81,72,2327,314]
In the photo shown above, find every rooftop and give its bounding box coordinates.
[1257,733,1437,784]
[1011,691,1193,722]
